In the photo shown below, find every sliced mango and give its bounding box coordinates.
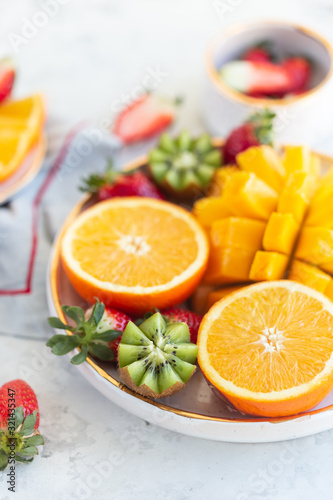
[277,171,313,223]
[306,186,333,228]
[222,172,278,221]
[207,285,248,310]
[283,145,311,175]
[210,217,266,251]
[236,145,286,192]
[193,196,231,229]
[263,212,299,255]
[288,259,332,293]
[249,251,289,281]
[294,226,333,266]
[204,247,255,285]
[208,165,239,196]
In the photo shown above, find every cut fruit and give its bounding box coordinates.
[192,196,231,229]
[0,94,44,142]
[118,312,198,398]
[306,188,333,228]
[207,285,248,310]
[288,259,332,293]
[210,217,265,251]
[222,171,278,221]
[208,165,239,196]
[0,132,32,182]
[204,247,255,285]
[236,145,286,192]
[0,94,45,182]
[283,145,311,175]
[249,251,289,281]
[294,226,333,267]
[277,171,314,223]
[149,132,222,199]
[61,197,209,314]
[198,280,333,417]
[263,212,299,255]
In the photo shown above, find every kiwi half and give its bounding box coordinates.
[118,312,198,398]
[148,131,222,200]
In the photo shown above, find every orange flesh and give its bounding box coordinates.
[205,287,333,393]
[69,205,199,287]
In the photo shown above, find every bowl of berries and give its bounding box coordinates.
[203,20,333,146]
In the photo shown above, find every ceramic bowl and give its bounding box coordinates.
[202,21,333,146]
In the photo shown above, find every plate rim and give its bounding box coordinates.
[47,145,333,440]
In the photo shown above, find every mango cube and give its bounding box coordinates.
[236,145,286,192]
[295,226,333,266]
[222,172,278,221]
[204,247,255,285]
[306,187,333,228]
[207,285,248,310]
[208,165,239,196]
[283,145,311,175]
[277,171,313,223]
[193,196,231,229]
[263,212,299,255]
[210,217,266,250]
[249,251,289,281]
[288,259,331,293]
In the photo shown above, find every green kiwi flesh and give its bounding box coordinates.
[148,131,222,198]
[118,312,198,398]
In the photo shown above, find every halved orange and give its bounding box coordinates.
[61,197,209,314]
[198,281,333,417]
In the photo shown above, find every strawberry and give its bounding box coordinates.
[223,109,275,164]
[80,161,165,201]
[282,57,310,93]
[0,59,15,104]
[113,93,176,144]
[0,380,44,470]
[47,300,131,364]
[161,307,202,344]
[85,305,131,359]
[243,43,272,63]
[220,61,291,95]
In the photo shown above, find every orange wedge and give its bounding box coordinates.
[0,94,44,139]
[198,281,333,417]
[0,131,32,182]
[0,94,45,182]
[61,197,209,314]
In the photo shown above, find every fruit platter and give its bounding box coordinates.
[47,111,333,443]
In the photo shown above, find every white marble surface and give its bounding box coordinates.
[2,0,333,499]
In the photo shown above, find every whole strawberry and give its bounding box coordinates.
[0,380,44,470]
[0,58,15,103]
[80,161,165,202]
[223,109,275,164]
[161,307,202,344]
[47,300,131,364]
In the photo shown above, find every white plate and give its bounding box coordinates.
[46,151,333,443]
